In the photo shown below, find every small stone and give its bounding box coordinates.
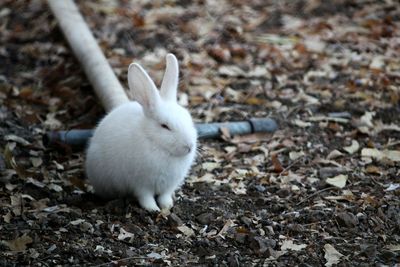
[196,212,215,225]
[359,244,377,259]
[319,167,347,179]
[287,223,304,234]
[227,252,241,267]
[276,188,290,198]
[336,212,358,228]
[254,185,266,192]
[240,216,252,227]
[168,213,183,227]
[379,250,396,262]
[234,232,247,244]
[249,236,276,254]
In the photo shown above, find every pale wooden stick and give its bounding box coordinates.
[47,0,129,112]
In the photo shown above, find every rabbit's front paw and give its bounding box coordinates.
[158,193,174,210]
[138,193,160,212]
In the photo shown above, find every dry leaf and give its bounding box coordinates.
[289,151,305,160]
[307,116,349,123]
[360,111,375,128]
[369,56,384,70]
[3,234,33,252]
[385,244,400,252]
[30,157,43,168]
[202,162,219,172]
[188,173,216,184]
[343,140,359,154]
[361,148,400,162]
[147,252,163,259]
[4,135,30,146]
[220,127,231,140]
[326,174,348,188]
[271,154,284,173]
[118,228,135,240]
[44,113,62,130]
[281,240,307,251]
[3,211,12,223]
[385,183,400,192]
[292,119,312,128]
[177,225,195,237]
[216,219,235,237]
[324,244,344,267]
[327,150,343,160]
[365,165,381,174]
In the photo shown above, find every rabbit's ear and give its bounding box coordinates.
[128,63,161,114]
[160,53,179,102]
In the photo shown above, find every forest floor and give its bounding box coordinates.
[1,0,399,266]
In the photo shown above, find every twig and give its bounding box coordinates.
[90,256,151,267]
[277,156,303,179]
[295,186,339,206]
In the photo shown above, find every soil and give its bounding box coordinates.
[0,0,399,266]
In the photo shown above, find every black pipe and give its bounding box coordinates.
[44,118,278,148]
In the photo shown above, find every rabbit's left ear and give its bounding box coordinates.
[160,53,179,102]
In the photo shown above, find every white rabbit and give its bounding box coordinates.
[85,54,197,212]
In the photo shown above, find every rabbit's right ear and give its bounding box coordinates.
[160,54,179,102]
[128,63,161,114]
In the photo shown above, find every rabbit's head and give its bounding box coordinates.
[128,54,197,157]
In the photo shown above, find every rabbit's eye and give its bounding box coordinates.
[161,123,171,130]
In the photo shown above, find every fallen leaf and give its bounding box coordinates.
[271,154,284,173]
[10,195,22,216]
[118,228,135,240]
[3,211,12,223]
[147,252,163,259]
[220,127,231,140]
[324,244,344,267]
[369,56,384,70]
[365,165,381,174]
[374,121,400,134]
[177,225,195,237]
[326,174,348,189]
[70,219,85,225]
[30,157,43,168]
[307,116,349,123]
[230,180,247,195]
[304,36,326,53]
[224,146,237,154]
[343,140,360,154]
[218,65,246,77]
[201,162,220,172]
[386,244,400,252]
[44,113,62,130]
[4,135,30,146]
[216,219,235,237]
[280,240,307,251]
[385,183,399,192]
[3,234,33,252]
[48,184,63,192]
[327,149,344,160]
[361,148,400,162]
[244,97,265,105]
[27,177,45,188]
[289,151,304,160]
[360,111,375,128]
[292,119,312,128]
[188,173,216,184]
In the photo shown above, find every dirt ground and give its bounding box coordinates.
[1,0,399,266]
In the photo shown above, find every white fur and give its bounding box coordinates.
[85,54,197,211]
